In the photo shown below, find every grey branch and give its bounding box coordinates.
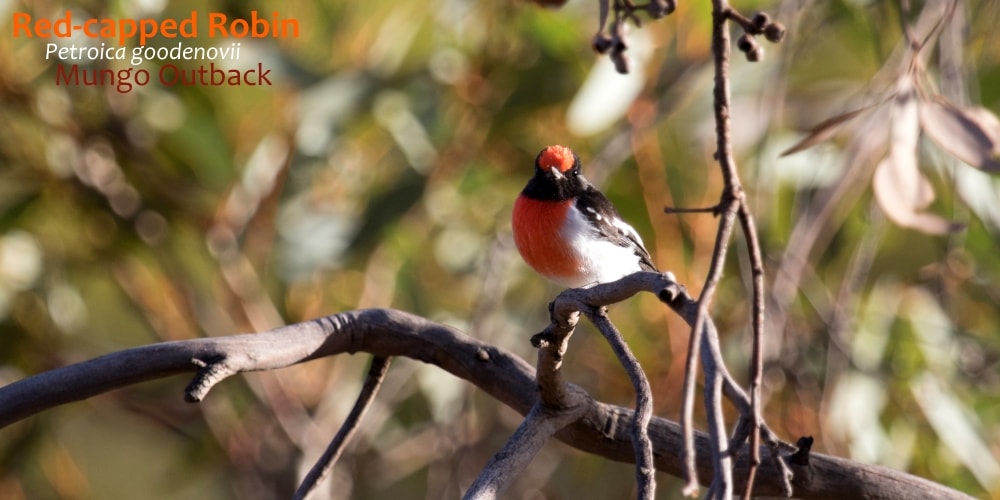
[293,356,391,500]
[0,305,974,499]
[550,278,664,499]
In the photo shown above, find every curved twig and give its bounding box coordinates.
[545,272,681,499]
[737,202,767,497]
[586,309,656,498]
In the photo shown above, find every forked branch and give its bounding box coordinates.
[669,1,786,498]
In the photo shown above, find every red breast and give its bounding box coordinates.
[511,196,582,283]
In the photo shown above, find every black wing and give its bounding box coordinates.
[576,186,658,272]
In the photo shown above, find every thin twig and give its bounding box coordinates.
[678,0,773,497]
[292,356,392,500]
[664,205,722,215]
[681,200,739,497]
[723,7,757,33]
[548,273,679,499]
[464,296,591,499]
[678,4,744,493]
[736,203,765,499]
[586,308,656,499]
[663,269,794,497]
[703,347,730,499]
[679,306,706,494]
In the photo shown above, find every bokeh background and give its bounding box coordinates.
[1,0,999,498]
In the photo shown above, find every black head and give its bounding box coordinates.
[525,145,589,201]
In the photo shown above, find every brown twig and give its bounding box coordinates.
[293,356,392,500]
[680,193,739,497]
[546,274,681,499]
[664,204,722,215]
[586,308,656,498]
[678,2,741,496]
[736,202,766,499]
[467,272,678,499]
[675,1,784,498]
[463,292,590,499]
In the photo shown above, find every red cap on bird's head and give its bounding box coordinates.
[536,145,577,173]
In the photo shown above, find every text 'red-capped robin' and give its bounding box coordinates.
[512,145,659,288]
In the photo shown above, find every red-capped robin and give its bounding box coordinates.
[512,145,659,288]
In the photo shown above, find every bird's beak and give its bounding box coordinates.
[548,166,565,181]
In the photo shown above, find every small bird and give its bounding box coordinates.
[512,145,658,288]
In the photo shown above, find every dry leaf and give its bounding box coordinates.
[873,156,956,234]
[919,99,1000,172]
[964,107,1000,143]
[780,104,876,157]
[872,78,959,235]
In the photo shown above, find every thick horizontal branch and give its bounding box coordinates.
[0,308,973,499]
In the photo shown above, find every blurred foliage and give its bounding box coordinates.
[1,0,999,498]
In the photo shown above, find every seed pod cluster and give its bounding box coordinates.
[736,11,785,62]
[591,0,676,74]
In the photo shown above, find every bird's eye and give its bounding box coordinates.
[571,168,581,176]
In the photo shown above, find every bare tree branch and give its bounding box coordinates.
[672,1,787,497]
[0,299,975,499]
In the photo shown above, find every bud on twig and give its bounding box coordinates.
[613,18,629,49]
[724,7,784,63]
[736,33,764,62]
[764,22,786,43]
[646,0,675,19]
[737,33,756,53]
[592,33,614,54]
[751,12,770,29]
[611,48,631,74]
[591,0,681,75]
